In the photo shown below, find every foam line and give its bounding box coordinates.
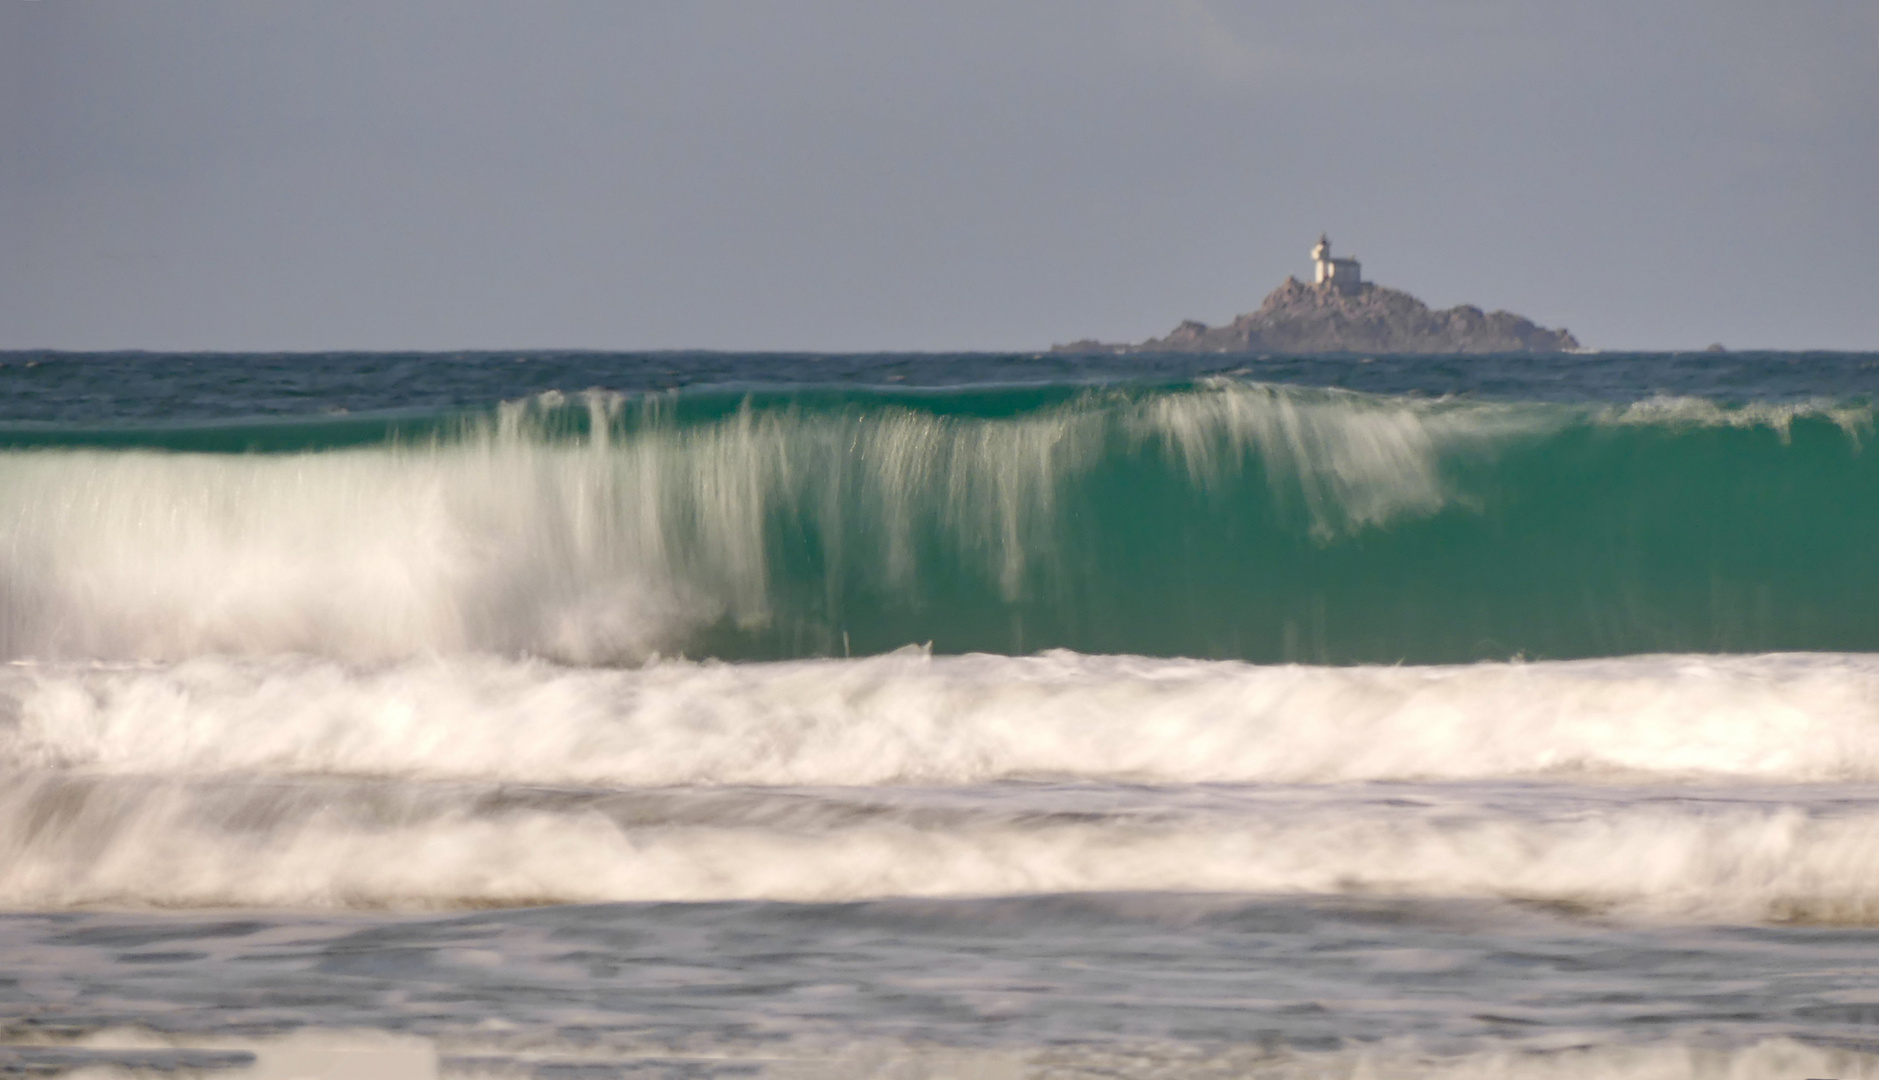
[8,651,1879,786]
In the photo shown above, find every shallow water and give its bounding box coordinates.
[8,893,1879,1078]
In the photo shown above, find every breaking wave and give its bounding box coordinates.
[0,382,1874,664]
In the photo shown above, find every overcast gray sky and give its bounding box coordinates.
[3,1,1876,351]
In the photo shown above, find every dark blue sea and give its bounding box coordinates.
[3,349,1879,1079]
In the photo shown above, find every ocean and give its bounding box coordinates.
[2,349,1878,1078]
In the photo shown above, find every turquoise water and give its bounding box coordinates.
[6,351,1879,1078]
[4,381,1874,664]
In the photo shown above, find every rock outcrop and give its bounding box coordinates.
[1056,277,1579,355]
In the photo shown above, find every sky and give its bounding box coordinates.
[3,1,1877,352]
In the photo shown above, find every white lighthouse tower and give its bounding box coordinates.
[1311,233,1362,293]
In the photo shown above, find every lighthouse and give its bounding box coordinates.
[1311,233,1362,293]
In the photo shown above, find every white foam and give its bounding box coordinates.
[2,769,1878,917]
[1595,394,1872,443]
[0,385,1551,664]
[8,650,1879,787]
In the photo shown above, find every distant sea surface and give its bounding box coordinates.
[4,349,1879,1078]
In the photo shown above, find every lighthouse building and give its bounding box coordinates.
[1311,234,1362,293]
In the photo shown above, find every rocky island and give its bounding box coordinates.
[1055,235,1579,355]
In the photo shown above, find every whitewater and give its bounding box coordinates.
[3,349,1879,1079]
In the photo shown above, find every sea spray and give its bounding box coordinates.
[7,354,1879,1071]
[1,383,1873,664]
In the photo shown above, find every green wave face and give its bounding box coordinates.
[674,386,1879,663]
[1,382,1873,664]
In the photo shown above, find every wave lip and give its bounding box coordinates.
[1,382,1508,662]
[4,381,1875,665]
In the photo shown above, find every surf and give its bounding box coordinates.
[10,650,1879,787]
[0,381,1872,664]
